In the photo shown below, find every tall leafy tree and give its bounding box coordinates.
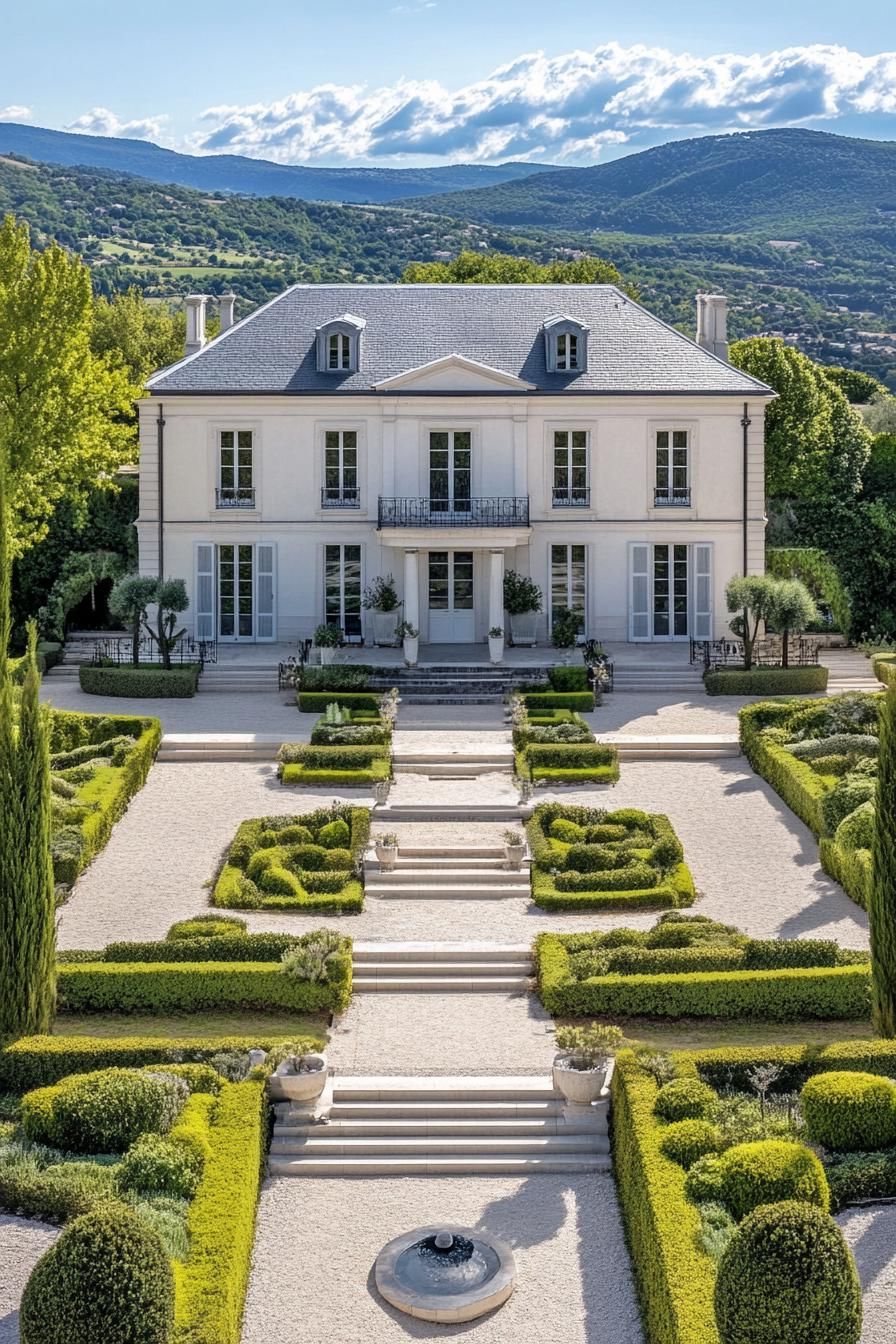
[402,249,638,298]
[0,451,56,1039]
[90,287,186,385]
[0,214,134,555]
[870,689,896,1037]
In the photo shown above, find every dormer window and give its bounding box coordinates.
[544,314,589,374]
[316,313,365,374]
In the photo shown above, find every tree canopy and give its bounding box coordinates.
[401,249,638,299]
[0,215,134,555]
[90,287,186,385]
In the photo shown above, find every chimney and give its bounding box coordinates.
[696,293,728,362]
[219,292,236,333]
[184,294,207,356]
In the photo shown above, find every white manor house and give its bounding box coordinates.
[139,284,772,648]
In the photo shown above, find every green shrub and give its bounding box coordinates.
[835,800,876,852]
[606,946,746,976]
[821,774,876,833]
[872,652,896,689]
[742,939,840,970]
[714,1201,861,1344]
[802,1070,896,1152]
[79,664,200,698]
[297,690,381,713]
[522,690,594,712]
[523,741,619,781]
[565,843,629,873]
[827,1148,896,1210]
[788,733,878,761]
[547,665,590,691]
[117,1132,203,1199]
[166,915,247,941]
[0,1151,117,1224]
[705,666,829,695]
[298,665,373,691]
[214,807,368,913]
[150,1063,222,1095]
[103,932,306,964]
[549,818,586,843]
[20,1204,175,1344]
[659,1119,724,1169]
[821,833,873,911]
[22,1068,188,1153]
[318,818,350,848]
[709,1139,830,1220]
[655,1078,718,1122]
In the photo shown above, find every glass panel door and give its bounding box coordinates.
[427,550,475,642]
[652,544,689,639]
[218,543,254,640]
[324,545,362,639]
[550,544,586,634]
[429,431,471,516]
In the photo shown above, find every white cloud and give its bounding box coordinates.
[182,42,896,164]
[390,1,436,11]
[0,105,32,122]
[65,107,169,142]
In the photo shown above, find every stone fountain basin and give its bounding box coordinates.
[375,1224,516,1324]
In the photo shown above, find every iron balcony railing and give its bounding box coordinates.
[378,496,530,528]
[215,487,256,509]
[654,487,692,507]
[321,487,360,508]
[552,487,591,507]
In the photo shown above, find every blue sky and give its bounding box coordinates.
[2,0,895,164]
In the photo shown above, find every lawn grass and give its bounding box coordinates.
[555,1014,875,1052]
[53,1010,328,1043]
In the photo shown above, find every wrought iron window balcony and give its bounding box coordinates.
[552,487,591,507]
[654,488,692,507]
[215,487,256,509]
[321,487,360,508]
[378,497,530,528]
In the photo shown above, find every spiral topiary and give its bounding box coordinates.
[714,1201,862,1344]
[653,1077,717,1122]
[19,1204,174,1344]
[711,1139,829,1221]
[801,1070,896,1152]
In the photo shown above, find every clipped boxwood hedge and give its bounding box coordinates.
[521,690,594,712]
[705,666,829,696]
[872,653,896,689]
[213,808,369,913]
[278,743,390,788]
[78,664,201,698]
[56,957,352,1015]
[519,741,619,785]
[297,691,381,714]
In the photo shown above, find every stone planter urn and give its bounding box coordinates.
[273,1052,328,1104]
[503,840,525,870]
[509,611,537,646]
[488,634,504,664]
[403,634,419,666]
[552,1053,612,1106]
[319,646,337,666]
[372,779,391,806]
[375,837,399,870]
[374,610,398,646]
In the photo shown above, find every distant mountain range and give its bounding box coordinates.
[0,122,558,202]
[398,128,896,236]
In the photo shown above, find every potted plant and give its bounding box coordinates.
[271,1051,329,1105]
[550,605,584,651]
[488,626,504,663]
[314,622,343,666]
[396,619,419,667]
[375,832,399,870]
[363,574,402,646]
[503,570,542,646]
[372,778,390,806]
[502,828,526,870]
[552,1023,624,1106]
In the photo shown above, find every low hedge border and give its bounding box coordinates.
[872,653,896,689]
[173,1079,265,1344]
[704,666,829,696]
[535,934,871,1019]
[78,664,201,698]
[518,741,619,785]
[0,1033,324,1093]
[531,866,692,911]
[56,958,353,1015]
[213,809,369,914]
[101,933,311,964]
[521,690,594,712]
[297,691,381,714]
[820,835,873,911]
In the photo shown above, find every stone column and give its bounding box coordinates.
[488,549,504,635]
[403,549,420,632]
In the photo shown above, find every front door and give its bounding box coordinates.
[218,543,254,640]
[629,542,711,641]
[652,543,689,640]
[427,550,475,642]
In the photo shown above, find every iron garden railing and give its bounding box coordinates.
[690,637,821,670]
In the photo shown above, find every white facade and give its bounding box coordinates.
[137,287,769,647]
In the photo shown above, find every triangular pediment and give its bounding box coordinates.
[373,353,534,392]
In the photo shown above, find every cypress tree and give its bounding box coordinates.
[0,452,56,1038]
[870,688,896,1036]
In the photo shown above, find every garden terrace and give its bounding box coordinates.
[536,913,871,1020]
[740,692,881,908]
[213,807,369,913]
[527,804,695,911]
[510,685,618,785]
[613,1039,896,1344]
[48,709,161,886]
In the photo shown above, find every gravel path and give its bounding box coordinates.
[837,1207,896,1344]
[241,1173,643,1344]
[330,993,554,1076]
[0,1217,58,1344]
[57,758,867,950]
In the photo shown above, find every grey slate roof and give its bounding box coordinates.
[146,284,773,396]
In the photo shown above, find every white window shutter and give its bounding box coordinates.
[694,544,713,639]
[630,544,650,641]
[195,544,215,640]
[256,543,276,641]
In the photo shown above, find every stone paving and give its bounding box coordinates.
[0,1217,58,1344]
[40,683,306,735]
[837,1207,896,1344]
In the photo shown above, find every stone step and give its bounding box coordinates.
[271,1133,608,1156]
[401,695,506,705]
[352,941,530,963]
[352,977,531,993]
[393,762,512,777]
[365,885,529,901]
[331,1076,558,1102]
[374,805,525,822]
[367,855,521,871]
[268,1153,612,1176]
[300,1100,568,1120]
[607,734,741,760]
[351,960,533,975]
[274,1116,604,1139]
[377,847,506,859]
[363,867,528,885]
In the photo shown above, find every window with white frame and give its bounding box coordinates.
[544,316,589,373]
[556,332,579,370]
[323,430,359,507]
[552,430,589,506]
[550,544,586,632]
[328,332,351,370]
[655,429,690,505]
[316,314,365,374]
[217,430,254,508]
[324,544,362,639]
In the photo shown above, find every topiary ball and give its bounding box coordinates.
[802,1071,896,1153]
[22,1069,188,1154]
[685,1152,725,1204]
[318,817,350,849]
[713,1139,829,1221]
[654,1077,717,1122]
[659,1119,725,1170]
[714,1201,862,1344]
[117,1133,202,1200]
[20,1204,174,1344]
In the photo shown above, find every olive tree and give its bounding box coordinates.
[767,578,818,668]
[725,576,779,670]
[143,578,189,670]
[109,574,158,667]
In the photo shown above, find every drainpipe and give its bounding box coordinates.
[156,402,165,579]
[741,401,751,575]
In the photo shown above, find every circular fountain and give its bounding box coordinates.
[374,1224,516,1323]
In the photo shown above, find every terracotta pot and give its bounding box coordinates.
[552,1054,611,1105]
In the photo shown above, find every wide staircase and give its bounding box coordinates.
[364,844,529,899]
[368,664,548,705]
[820,647,884,694]
[611,658,705,695]
[352,942,532,992]
[269,1076,610,1176]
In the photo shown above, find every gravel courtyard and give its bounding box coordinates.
[241,1173,643,1344]
[57,757,868,950]
[837,1206,896,1344]
[0,1217,58,1344]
